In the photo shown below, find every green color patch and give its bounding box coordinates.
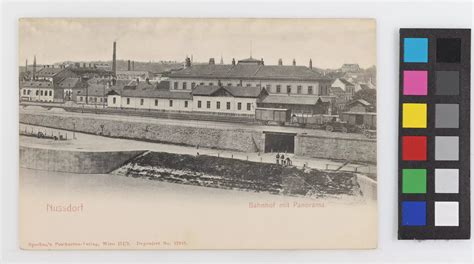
[402,169,427,194]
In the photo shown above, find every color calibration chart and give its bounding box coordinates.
[399,29,470,239]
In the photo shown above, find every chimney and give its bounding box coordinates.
[278,58,282,66]
[209,58,215,65]
[112,41,117,75]
[292,59,296,66]
[127,60,131,71]
[32,56,36,80]
[232,58,236,66]
[132,61,135,71]
[309,59,313,69]
[185,57,191,68]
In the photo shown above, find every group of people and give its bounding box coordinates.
[275,153,292,166]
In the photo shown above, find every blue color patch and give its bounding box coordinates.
[402,201,426,226]
[404,38,428,63]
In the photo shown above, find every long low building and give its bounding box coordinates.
[20,81,55,102]
[106,82,267,116]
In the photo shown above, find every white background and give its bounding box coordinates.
[1,0,473,263]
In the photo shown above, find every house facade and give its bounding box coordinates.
[167,59,333,97]
[20,81,55,102]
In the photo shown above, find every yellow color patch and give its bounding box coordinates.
[403,103,427,128]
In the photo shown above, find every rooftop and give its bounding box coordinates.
[192,85,266,98]
[169,63,330,81]
[21,81,54,88]
[261,95,333,105]
[36,67,65,77]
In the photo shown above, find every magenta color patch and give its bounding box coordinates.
[404,71,428,95]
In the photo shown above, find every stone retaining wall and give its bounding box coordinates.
[20,146,145,174]
[20,113,263,153]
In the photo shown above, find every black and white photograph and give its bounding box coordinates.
[18,18,377,249]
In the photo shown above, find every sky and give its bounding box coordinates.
[19,18,376,69]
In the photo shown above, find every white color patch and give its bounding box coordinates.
[435,169,459,193]
[435,202,459,226]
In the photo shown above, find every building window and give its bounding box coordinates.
[287,85,292,94]
[104,98,107,103]
[226,102,231,110]
[246,83,251,87]
[40,90,44,96]
[28,90,31,95]
[227,83,232,86]
[113,97,116,104]
[308,86,313,95]
[169,100,173,107]
[198,100,202,108]
[191,83,196,89]
[23,89,26,95]
[247,103,251,111]
[184,101,188,108]
[94,97,98,102]
[100,98,103,102]
[155,99,158,106]
[276,85,281,93]
[49,91,52,96]
[127,98,130,104]
[207,101,211,109]
[79,96,83,102]
[297,85,302,94]
[209,82,214,86]
[140,98,144,105]
[237,102,242,110]
[200,82,204,85]
[216,101,220,109]
[182,82,187,89]
[174,82,178,89]
[266,84,271,91]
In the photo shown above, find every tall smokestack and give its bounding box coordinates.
[25,59,28,76]
[112,41,117,75]
[128,60,131,71]
[32,55,37,80]
[309,59,312,69]
[132,61,135,71]
[292,59,296,66]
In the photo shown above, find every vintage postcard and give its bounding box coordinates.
[19,18,377,249]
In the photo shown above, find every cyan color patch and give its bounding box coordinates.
[402,201,426,226]
[404,38,428,63]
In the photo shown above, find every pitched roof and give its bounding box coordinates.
[337,78,354,86]
[20,81,53,88]
[58,77,81,89]
[86,83,109,97]
[261,95,332,105]
[192,85,221,96]
[359,84,371,90]
[168,63,329,81]
[36,67,65,77]
[192,85,266,98]
[329,86,345,93]
[348,99,371,107]
[121,85,192,100]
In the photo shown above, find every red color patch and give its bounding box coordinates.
[402,136,427,161]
